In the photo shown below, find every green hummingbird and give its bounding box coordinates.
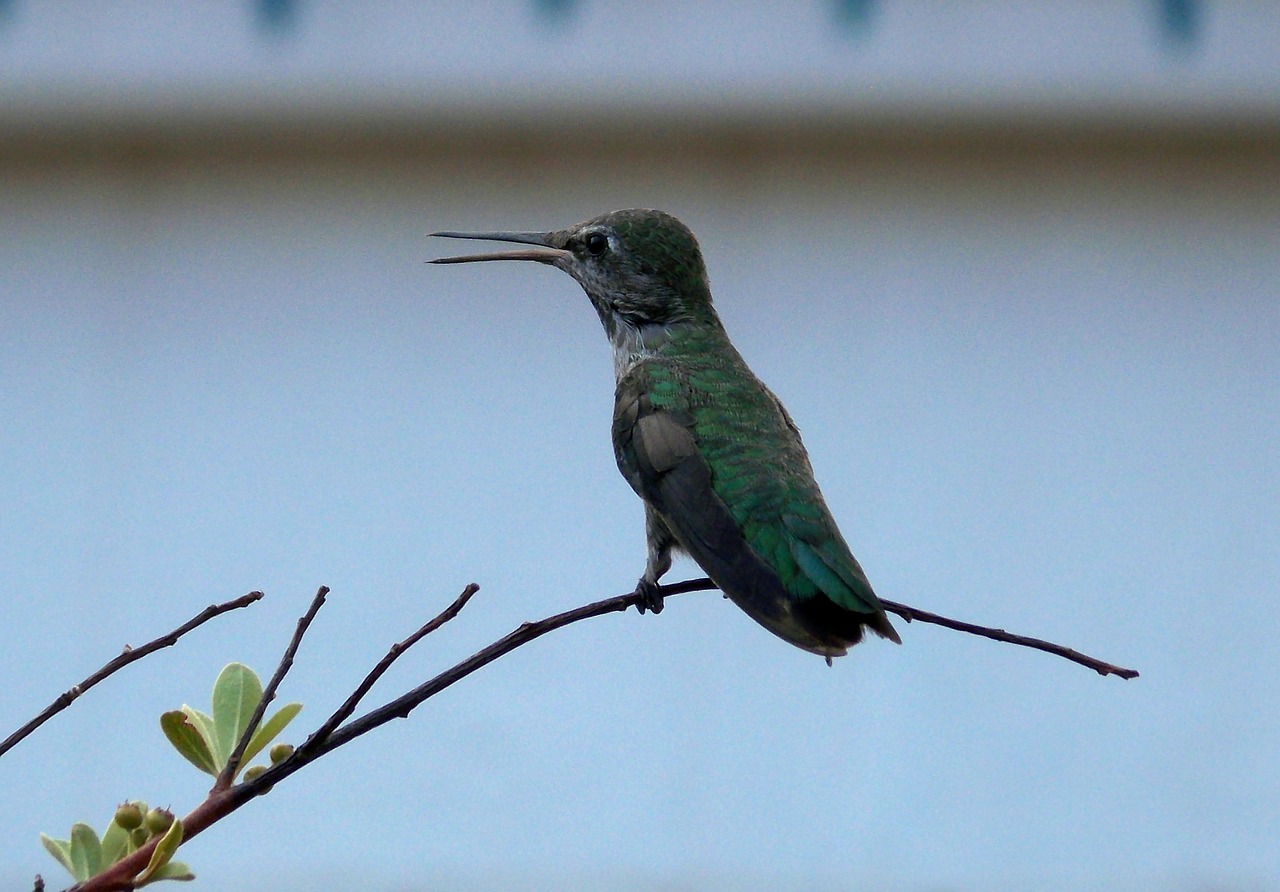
[432,209,900,660]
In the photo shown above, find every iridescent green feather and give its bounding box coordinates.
[642,328,882,611]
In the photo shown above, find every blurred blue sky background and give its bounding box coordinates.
[1,3,1278,891]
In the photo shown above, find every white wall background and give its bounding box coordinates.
[1,3,1277,891]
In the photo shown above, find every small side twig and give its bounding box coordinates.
[0,591,264,760]
[217,586,329,790]
[306,583,480,750]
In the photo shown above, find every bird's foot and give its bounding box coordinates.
[632,577,665,615]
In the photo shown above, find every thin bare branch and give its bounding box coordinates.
[217,586,329,791]
[879,597,1139,679]
[1,592,264,760]
[634,578,1140,679]
[66,576,1137,891]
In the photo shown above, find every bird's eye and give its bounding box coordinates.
[584,232,608,257]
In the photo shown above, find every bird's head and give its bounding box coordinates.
[432,209,718,337]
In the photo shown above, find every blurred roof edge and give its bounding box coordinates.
[1,90,1277,166]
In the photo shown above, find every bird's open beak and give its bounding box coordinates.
[429,230,572,265]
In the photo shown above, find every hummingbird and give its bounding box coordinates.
[431,209,900,660]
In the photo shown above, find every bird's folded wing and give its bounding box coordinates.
[615,393,791,626]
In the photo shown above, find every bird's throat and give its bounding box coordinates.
[610,320,675,381]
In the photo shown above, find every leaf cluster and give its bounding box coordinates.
[39,662,300,887]
[41,806,188,886]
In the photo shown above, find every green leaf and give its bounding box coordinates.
[211,663,263,774]
[136,818,183,886]
[145,861,195,883]
[101,817,132,865]
[161,710,219,775]
[69,822,102,882]
[180,705,221,768]
[240,702,302,768]
[39,834,74,877]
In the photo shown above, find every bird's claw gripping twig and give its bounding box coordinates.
[632,577,666,615]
